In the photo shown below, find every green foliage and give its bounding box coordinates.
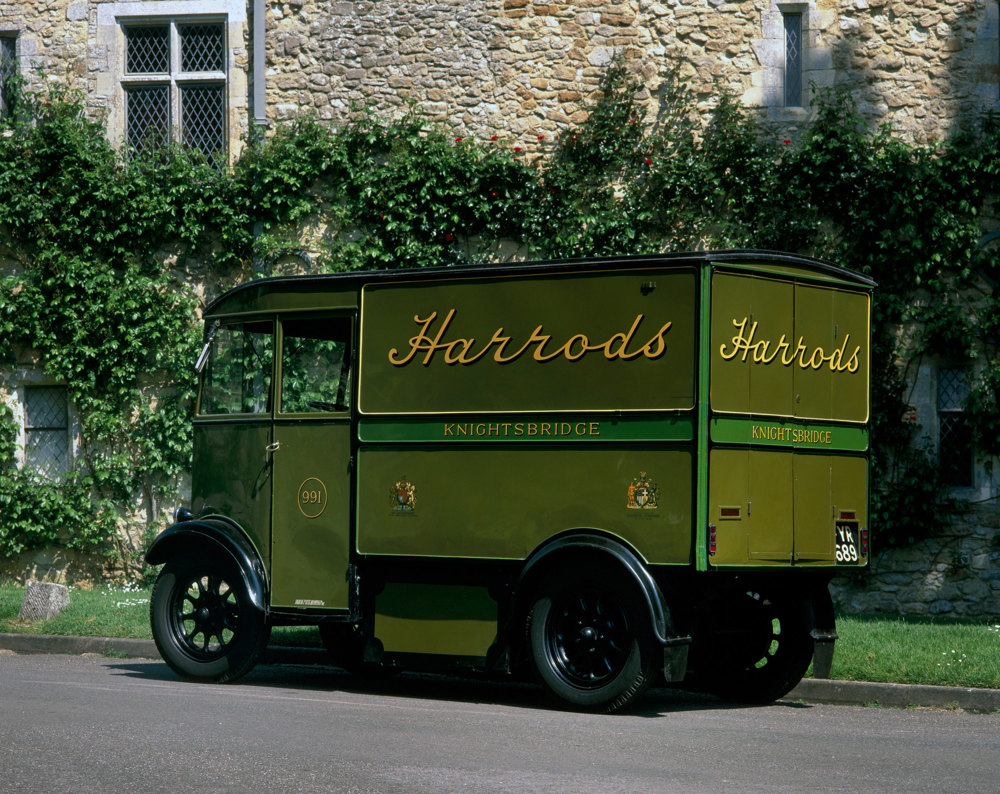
[0,86,202,570]
[1,62,998,571]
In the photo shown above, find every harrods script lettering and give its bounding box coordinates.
[719,317,861,373]
[388,310,673,367]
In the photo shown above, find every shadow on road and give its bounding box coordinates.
[106,657,814,717]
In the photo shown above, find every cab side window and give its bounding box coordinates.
[280,317,351,414]
[200,321,273,415]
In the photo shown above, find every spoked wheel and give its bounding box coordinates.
[150,556,269,683]
[701,590,814,704]
[528,568,656,713]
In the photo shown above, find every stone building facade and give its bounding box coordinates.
[1,1,998,160]
[0,1,998,614]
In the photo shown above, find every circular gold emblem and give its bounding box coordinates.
[297,477,328,518]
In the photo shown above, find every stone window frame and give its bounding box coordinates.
[758,2,834,120]
[96,1,247,163]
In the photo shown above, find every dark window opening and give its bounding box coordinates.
[937,367,973,487]
[783,13,803,108]
[0,36,17,119]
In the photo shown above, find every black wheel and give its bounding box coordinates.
[701,590,814,704]
[150,555,269,683]
[527,568,656,712]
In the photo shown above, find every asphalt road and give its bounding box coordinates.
[2,653,998,794]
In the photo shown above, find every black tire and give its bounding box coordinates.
[527,567,657,713]
[150,555,270,683]
[703,590,814,704]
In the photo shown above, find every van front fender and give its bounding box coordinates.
[145,518,268,614]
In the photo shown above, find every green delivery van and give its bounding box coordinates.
[146,250,874,712]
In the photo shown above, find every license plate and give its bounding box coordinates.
[835,521,860,564]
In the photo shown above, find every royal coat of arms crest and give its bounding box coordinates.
[626,471,659,510]
[391,477,416,511]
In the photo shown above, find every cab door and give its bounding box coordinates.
[269,315,354,611]
[192,319,275,569]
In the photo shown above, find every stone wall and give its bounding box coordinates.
[260,0,999,146]
[3,2,998,157]
[832,502,1000,618]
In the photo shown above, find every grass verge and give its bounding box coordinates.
[2,584,998,688]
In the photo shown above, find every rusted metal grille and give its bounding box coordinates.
[125,84,170,153]
[180,23,225,72]
[938,367,972,487]
[181,84,225,161]
[125,25,169,74]
[25,386,70,481]
[0,37,16,118]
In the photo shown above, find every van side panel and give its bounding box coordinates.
[356,447,693,564]
[358,269,697,415]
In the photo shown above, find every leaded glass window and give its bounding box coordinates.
[1,36,17,119]
[121,20,227,164]
[125,26,169,74]
[181,84,225,160]
[125,84,170,154]
[938,367,973,487]
[24,386,71,481]
[180,23,225,72]
[783,13,803,108]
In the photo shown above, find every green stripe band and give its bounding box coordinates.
[359,415,693,443]
[710,417,868,451]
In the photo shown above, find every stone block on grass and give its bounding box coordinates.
[18,581,71,621]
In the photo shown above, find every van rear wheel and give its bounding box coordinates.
[703,590,814,704]
[150,556,269,683]
[527,568,656,713]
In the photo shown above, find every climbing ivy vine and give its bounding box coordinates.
[0,62,997,577]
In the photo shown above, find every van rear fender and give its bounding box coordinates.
[145,518,268,613]
[513,533,683,647]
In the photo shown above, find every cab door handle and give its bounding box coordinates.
[265,441,281,454]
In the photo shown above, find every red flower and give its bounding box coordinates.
[537,135,545,141]
[445,233,455,242]
[490,190,499,198]
[514,147,522,152]
[490,135,498,141]
[456,137,463,142]
[783,139,791,144]
[645,158,652,165]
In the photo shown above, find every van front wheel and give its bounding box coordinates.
[527,569,656,713]
[150,556,269,683]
